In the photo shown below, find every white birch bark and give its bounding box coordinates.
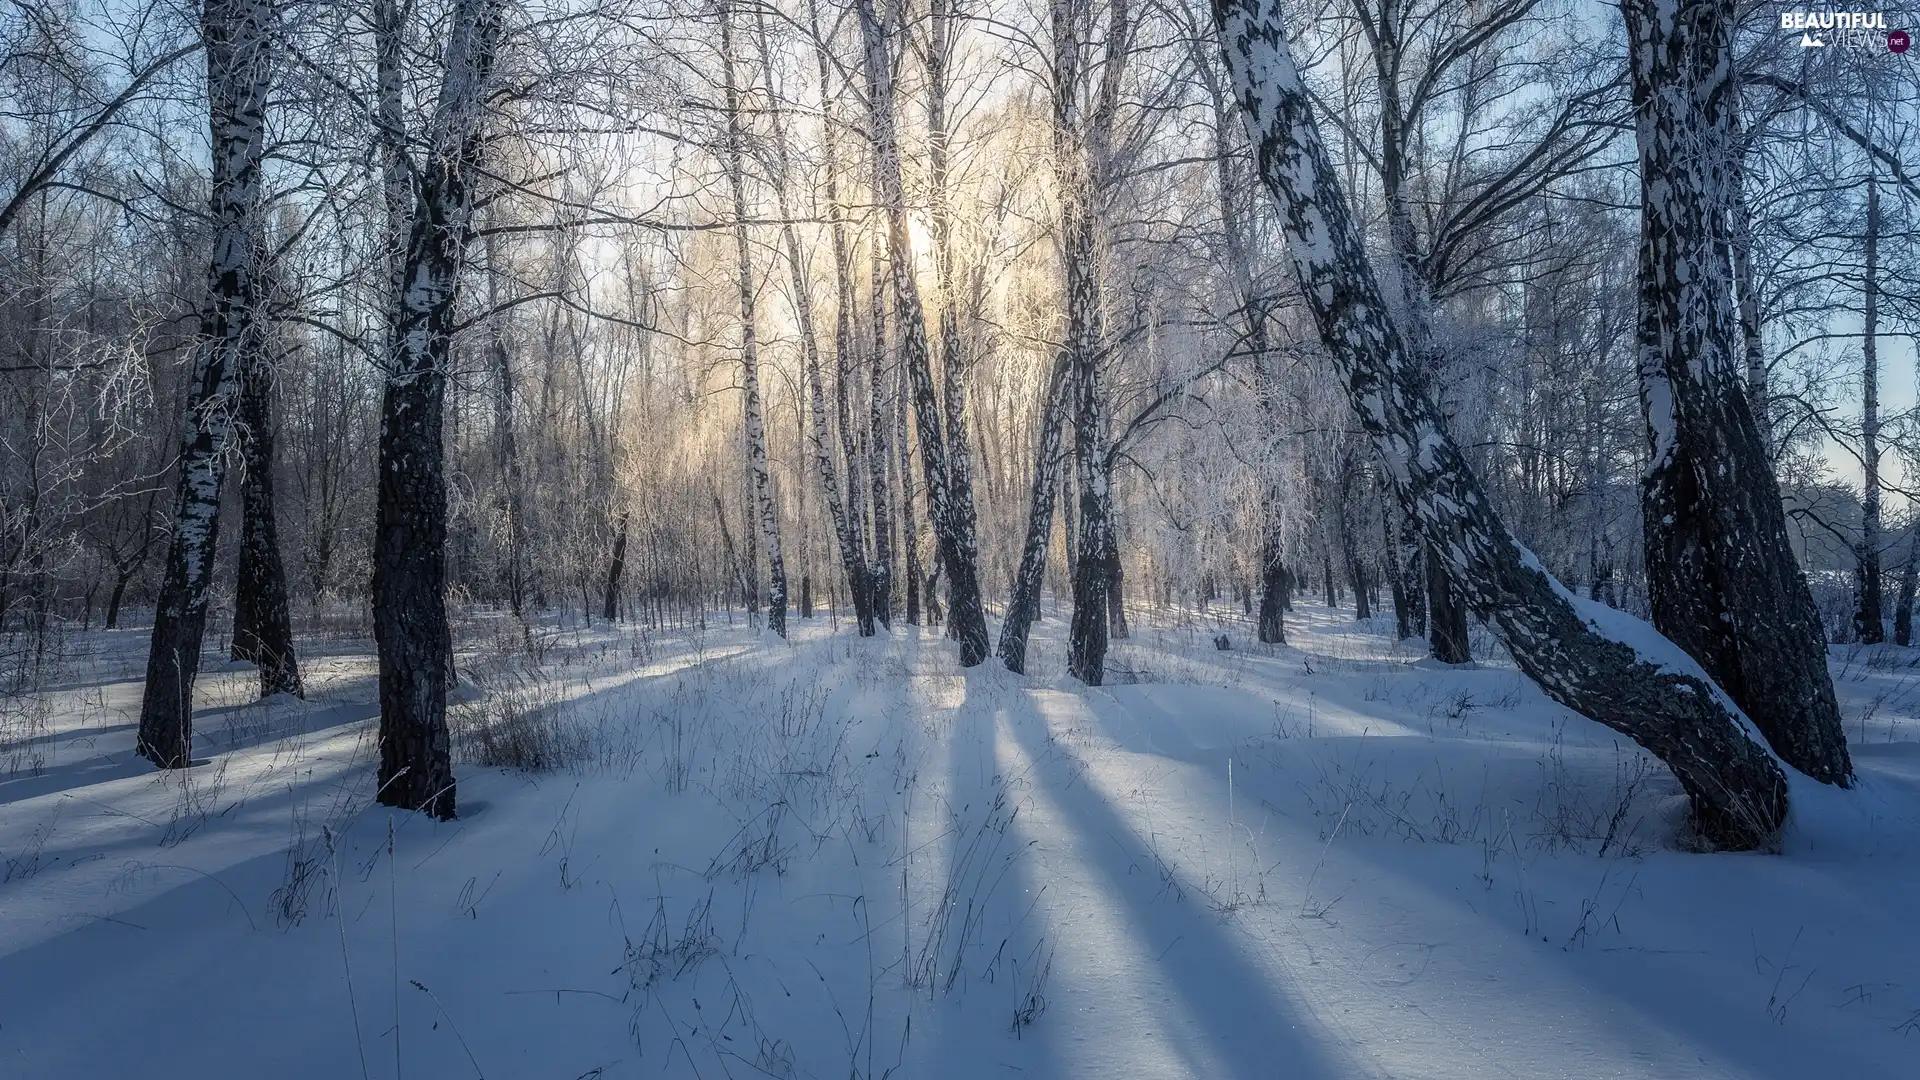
[718,0,786,637]
[138,0,277,768]
[1215,0,1790,847]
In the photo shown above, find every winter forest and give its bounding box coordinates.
[2,0,1919,1074]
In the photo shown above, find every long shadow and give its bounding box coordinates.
[1080,657,1920,1079]
[0,674,384,808]
[0,628,772,814]
[908,662,1070,1080]
[1001,685,1361,1079]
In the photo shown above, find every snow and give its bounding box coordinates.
[2,610,1918,1078]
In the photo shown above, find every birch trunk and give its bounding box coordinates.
[867,235,894,629]
[1624,0,1850,784]
[230,314,303,698]
[603,512,628,621]
[1216,0,1790,847]
[1727,98,1769,455]
[1367,0,1471,665]
[801,0,874,635]
[996,352,1071,671]
[482,233,526,617]
[925,0,978,638]
[896,358,922,625]
[855,0,990,665]
[761,7,870,636]
[138,0,276,767]
[1855,174,1883,643]
[1200,38,1288,646]
[1895,528,1918,647]
[1056,0,1130,686]
[719,3,786,637]
[371,0,507,820]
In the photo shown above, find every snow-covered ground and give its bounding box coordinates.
[1,606,1917,1079]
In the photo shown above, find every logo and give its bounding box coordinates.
[1780,11,1899,49]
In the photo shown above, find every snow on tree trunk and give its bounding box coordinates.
[371,0,507,820]
[1623,0,1851,785]
[230,257,303,699]
[1215,0,1790,848]
[856,0,990,665]
[719,3,785,638]
[138,0,276,769]
[1727,98,1770,456]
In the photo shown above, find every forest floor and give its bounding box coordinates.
[0,604,1917,1079]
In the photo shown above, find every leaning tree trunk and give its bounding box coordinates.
[719,3,785,637]
[997,353,1072,672]
[230,316,304,698]
[138,0,276,768]
[370,0,506,820]
[1216,0,1789,848]
[1624,0,1850,784]
[856,0,990,665]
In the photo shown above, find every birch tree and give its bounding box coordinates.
[1214,0,1791,848]
[1623,0,1851,786]
[757,4,872,637]
[719,0,786,637]
[228,296,303,698]
[854,0,990,665]
[137,0,276,768]
[370,0,508,819]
